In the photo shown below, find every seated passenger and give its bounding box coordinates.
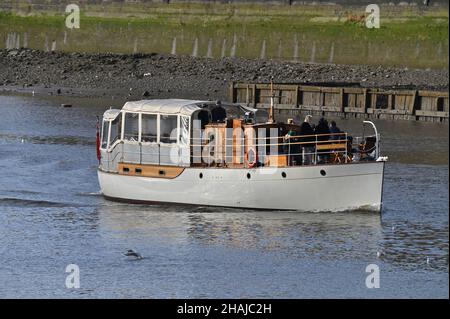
[315,118,330,140]
[284,115,307,165]
[284,126,302,166]
[315,117,330,163]
[298,118,315,165]
[329,121,342,141]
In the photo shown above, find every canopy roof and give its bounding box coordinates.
[122,99,209,116]
[103,99,268,122]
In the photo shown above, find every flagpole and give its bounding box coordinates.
[269,77,275,124]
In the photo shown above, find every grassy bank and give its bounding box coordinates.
[0,3,448,68]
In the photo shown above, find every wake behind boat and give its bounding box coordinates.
[97,98,386,212]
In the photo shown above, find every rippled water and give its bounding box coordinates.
[0,94,448,298]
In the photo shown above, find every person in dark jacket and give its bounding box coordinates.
[314,117,330,163]
[329,120,342,141]
[315,118,330,140]
[300,120,314,136]
[298,118,315,165]
[284,117,302,165]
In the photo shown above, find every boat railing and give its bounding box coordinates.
[100,128,380,169]
[189,131,379,167]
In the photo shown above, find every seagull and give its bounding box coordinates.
[426,257,431,264]
[376,251,381,258]
[124,249,143,260]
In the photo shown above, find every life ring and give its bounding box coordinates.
[246,147,258,168]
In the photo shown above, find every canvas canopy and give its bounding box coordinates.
[122,99,208,116]
[104,99,267,122]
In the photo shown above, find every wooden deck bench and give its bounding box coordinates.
[315,142,347,151]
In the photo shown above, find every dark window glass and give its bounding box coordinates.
[142,114,157,143]
[160,115,177,144]
[124,113,139,141]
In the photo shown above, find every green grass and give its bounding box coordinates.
[0,3,448,69]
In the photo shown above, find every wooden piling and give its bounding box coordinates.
[230,82,448,122]
[192,38,198,57]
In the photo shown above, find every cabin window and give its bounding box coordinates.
[101,120,108,149]
[124,112,139,142]
[160,115,177,144]
[109,116,121,147]
[180,116,190,145]
[141,114,158,143]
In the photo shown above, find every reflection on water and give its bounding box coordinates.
[98,204,383,260]
[0,94,448,298]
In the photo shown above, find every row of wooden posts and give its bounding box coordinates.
[230,82,449,122]
[178,36,321,61]
[4,30,446,63]
[4,32,322,61]
[5,32,62,52]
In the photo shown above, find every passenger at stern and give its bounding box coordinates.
[315,117,330,163]
[284,116,302,165]
[329,121,342,141]
[299,115,315,165]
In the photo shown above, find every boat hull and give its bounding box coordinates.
[98,161,385,212]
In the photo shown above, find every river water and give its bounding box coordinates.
[0,93,448,298]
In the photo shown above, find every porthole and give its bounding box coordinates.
[320,169,326,176]
[247,173,251,179]
[281,172,287,178]
[199,173,203,179]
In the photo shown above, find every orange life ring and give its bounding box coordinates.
[246,147,258,168]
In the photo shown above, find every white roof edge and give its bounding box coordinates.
[103,109,121,121]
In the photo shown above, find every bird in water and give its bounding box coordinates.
[124,249,143,260]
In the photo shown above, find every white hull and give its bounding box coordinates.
[98,162,385,212]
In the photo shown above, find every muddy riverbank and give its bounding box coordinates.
[0,49,448,101]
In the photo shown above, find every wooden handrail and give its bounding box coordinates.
[190,132,348,141]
